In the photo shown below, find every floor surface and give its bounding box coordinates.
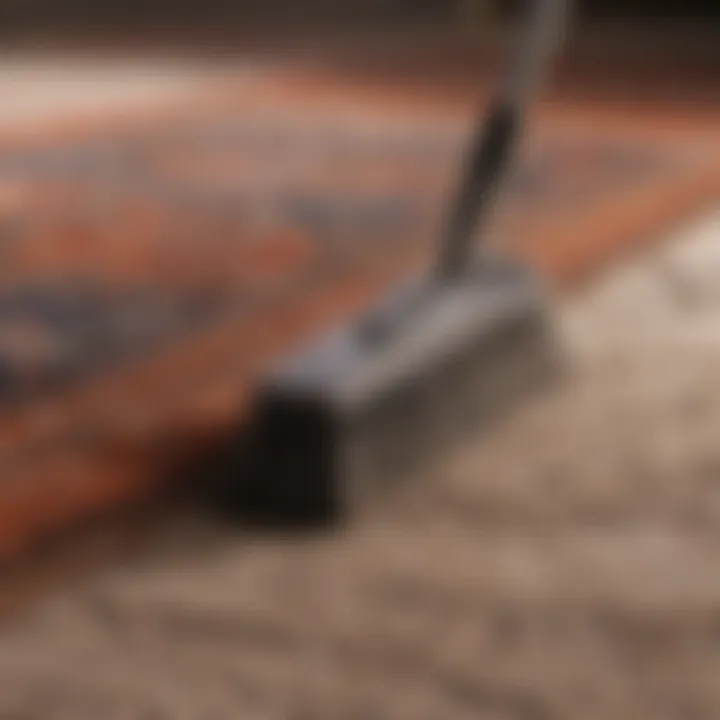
[2,210,719,719]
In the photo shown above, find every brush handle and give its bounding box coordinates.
[436,0,568,280]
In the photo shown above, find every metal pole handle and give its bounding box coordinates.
[436,0,568,281]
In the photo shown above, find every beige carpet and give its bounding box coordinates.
[1,210,720,719]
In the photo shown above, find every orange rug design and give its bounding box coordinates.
[1,74,719,561]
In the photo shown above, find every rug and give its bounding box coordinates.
[1,71,719,561]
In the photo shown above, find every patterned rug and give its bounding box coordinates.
[1,74,719,561]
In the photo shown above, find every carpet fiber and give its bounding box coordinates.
[3,211,720,720]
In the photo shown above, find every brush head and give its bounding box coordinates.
[210,260,560,526]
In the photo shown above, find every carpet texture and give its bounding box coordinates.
[2,210,720,720]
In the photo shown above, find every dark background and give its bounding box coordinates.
[3,0,719,32]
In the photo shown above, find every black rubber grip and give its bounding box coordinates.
[437,101,521,279]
